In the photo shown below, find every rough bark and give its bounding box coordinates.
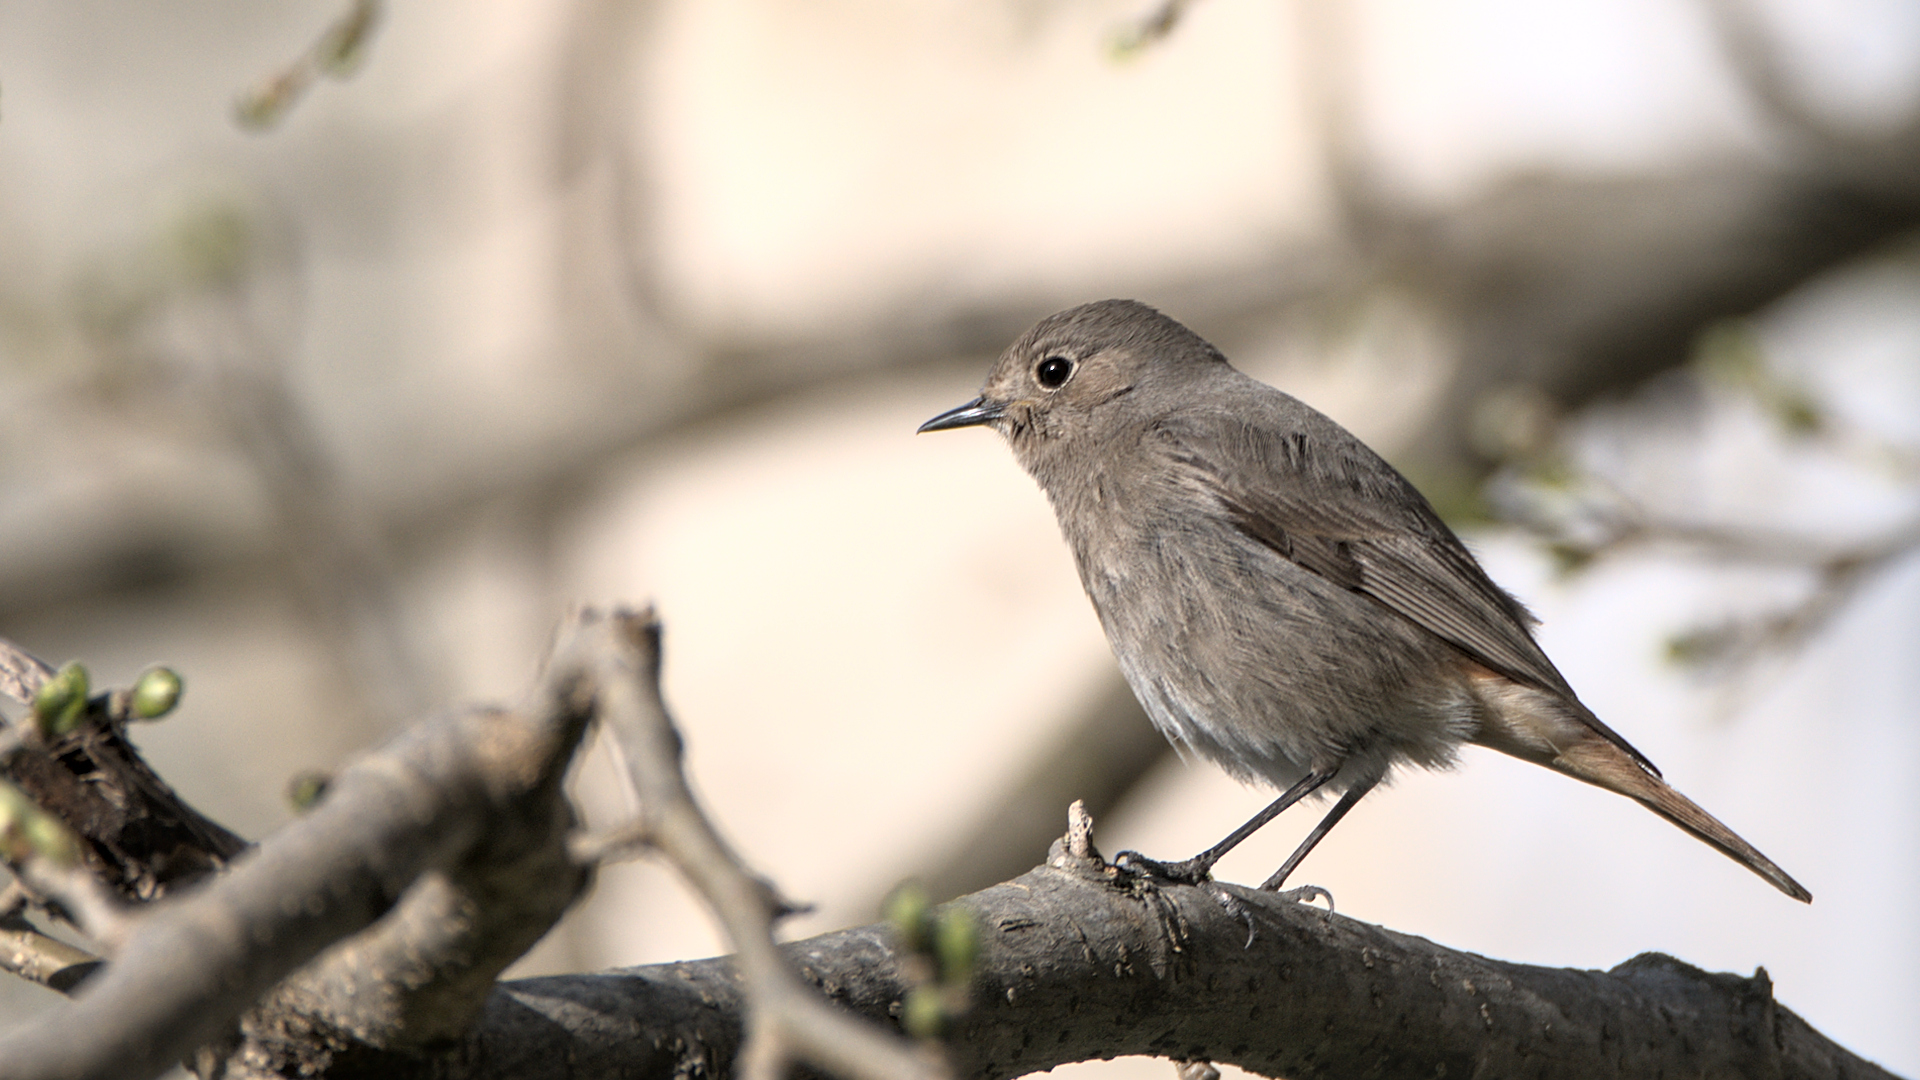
[455,850,1896,1080]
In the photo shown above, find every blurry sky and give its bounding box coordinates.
[1,1,1918,1077]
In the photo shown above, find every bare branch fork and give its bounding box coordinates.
[583,612,947,1080]
[0,611,936,1080]
[0,628,598,1079]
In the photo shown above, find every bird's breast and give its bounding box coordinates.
[1047,478,1479,787]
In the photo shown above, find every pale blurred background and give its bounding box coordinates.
[2,1,1918,1077]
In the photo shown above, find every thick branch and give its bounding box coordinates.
[456,847,1896,1080]
[0,673,595,1080]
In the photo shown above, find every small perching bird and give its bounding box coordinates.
[920,299,1809,903]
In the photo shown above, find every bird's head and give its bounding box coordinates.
[918,299,1228,472]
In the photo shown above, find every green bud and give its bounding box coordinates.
[883,880,933,953]
[22,809,79,865]
[234,84,288,130]
[32,663,91,737]
[1107,29,1148,62]
[933,906,980,983]
[1525,456,1579,490]
[130,666,183,719]
[287,771,331,811]
[0,782,78,865]
[901,986,948,1039]
[1665,625,1735,667]
[1773,391,1823,436]
[1694,320,1766,386]
[318,1,380,76]
[1546,542,1595,577]
[0,785,21,858]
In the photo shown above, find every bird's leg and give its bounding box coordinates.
[1258,774,1378,891]
[1115,767,1337,885]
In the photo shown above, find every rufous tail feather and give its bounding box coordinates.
[1553,737,1810,903]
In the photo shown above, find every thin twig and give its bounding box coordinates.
[1108,0,1204,57]
[1666,516,1920,669]
[0,912,102,994]
[8,847,136,950]
[1295,0,1388,237]
[577,608,948,1080]
[565,819,653,865]
[0,639,55,705]
[1503,469,1920,670]
[234,0,383,130]
[0,640,247,909]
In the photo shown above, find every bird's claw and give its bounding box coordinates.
[1113,849,1213,886]
[1272,883,1334,914]
[1207,885,1260,946]
[1112,850,1264,945]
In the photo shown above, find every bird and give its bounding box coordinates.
[918,298,1810,902]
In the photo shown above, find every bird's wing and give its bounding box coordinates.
[1161,413,1659,774]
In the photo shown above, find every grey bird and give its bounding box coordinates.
[919,298,1810,902]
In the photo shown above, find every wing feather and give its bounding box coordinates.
[1161,412,1658,774]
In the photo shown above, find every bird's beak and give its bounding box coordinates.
[917,396,1006,433]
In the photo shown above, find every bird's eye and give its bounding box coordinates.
[1035,356,1073,389]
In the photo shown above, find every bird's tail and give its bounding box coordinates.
[1553,735,1811,903]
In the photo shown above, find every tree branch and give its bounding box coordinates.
[461,842,1898,1080]
[0,633,598,1080]
[234,0,383,130]
[0,610,940,1080]
[0,910,102,993]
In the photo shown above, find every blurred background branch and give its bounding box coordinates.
[234,0,383,130]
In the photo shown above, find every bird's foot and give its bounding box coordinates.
[1113,851,1262,944]
[1112,849,1213,886]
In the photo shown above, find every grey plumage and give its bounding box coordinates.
[920,298,1809,902]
